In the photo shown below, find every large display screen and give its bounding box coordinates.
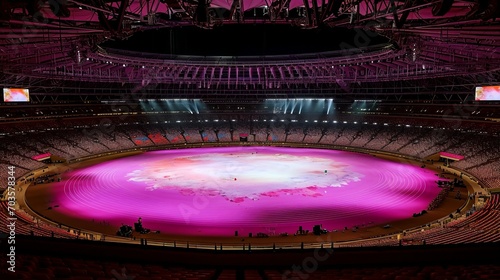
[475,86,500,101]
[3,88,30,102]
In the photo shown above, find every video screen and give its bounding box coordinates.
[475,86,500,101]
[3,88,30,102]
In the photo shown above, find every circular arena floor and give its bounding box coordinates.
[32,146,443,237]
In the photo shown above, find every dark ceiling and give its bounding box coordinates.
[102,25,390,56]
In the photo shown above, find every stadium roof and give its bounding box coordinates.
[0,1,499,98]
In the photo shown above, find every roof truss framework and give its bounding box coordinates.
[0,0,499,99]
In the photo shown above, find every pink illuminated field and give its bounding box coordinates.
[45,147,442,237]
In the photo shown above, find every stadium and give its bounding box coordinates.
[1,0,500,279]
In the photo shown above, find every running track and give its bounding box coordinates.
[42,146,443,237]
